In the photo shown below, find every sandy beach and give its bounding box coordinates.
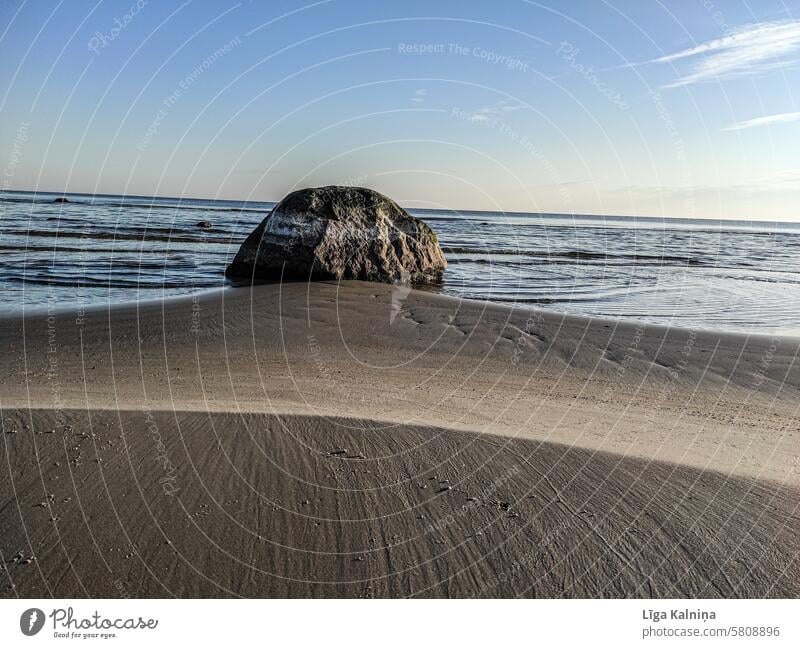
[1,281,798,597]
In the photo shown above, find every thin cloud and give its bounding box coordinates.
[656,20,800,87]
[722,111,800,131]
[465,100,524,123]
[410,89,427,104]
[748,168,800,191]
[600,170,800,199]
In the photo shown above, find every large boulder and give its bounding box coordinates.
[225,186,447,284]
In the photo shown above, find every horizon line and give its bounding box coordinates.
[1,186,797,226]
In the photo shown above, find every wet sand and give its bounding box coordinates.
[1,281,798,597]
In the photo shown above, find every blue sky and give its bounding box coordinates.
[1,0,799,220]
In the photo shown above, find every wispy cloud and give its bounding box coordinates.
[656,20,800,87]
[465,100,524,123]
[410,88,427,104]
[599,170,800,200]
[722,111,800,131]
[748,168,800,191]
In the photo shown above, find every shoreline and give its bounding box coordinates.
[5,188,800,336]
[1,281,798,597]
[5,282,799,342]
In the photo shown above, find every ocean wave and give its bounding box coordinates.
[1,194,272,214]
[0,244,196,254]
[442,246,709,266]
[4,228,234,244]
[5,275,218,290]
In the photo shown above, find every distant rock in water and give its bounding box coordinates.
[197,220,213,229]
[225,186,447,284]
[52,197,70,204]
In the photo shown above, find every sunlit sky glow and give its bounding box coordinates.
[1,0,799,220]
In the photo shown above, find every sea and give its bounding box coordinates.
[2,190,799,336]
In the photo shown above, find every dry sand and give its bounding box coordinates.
[1,281,798,597]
